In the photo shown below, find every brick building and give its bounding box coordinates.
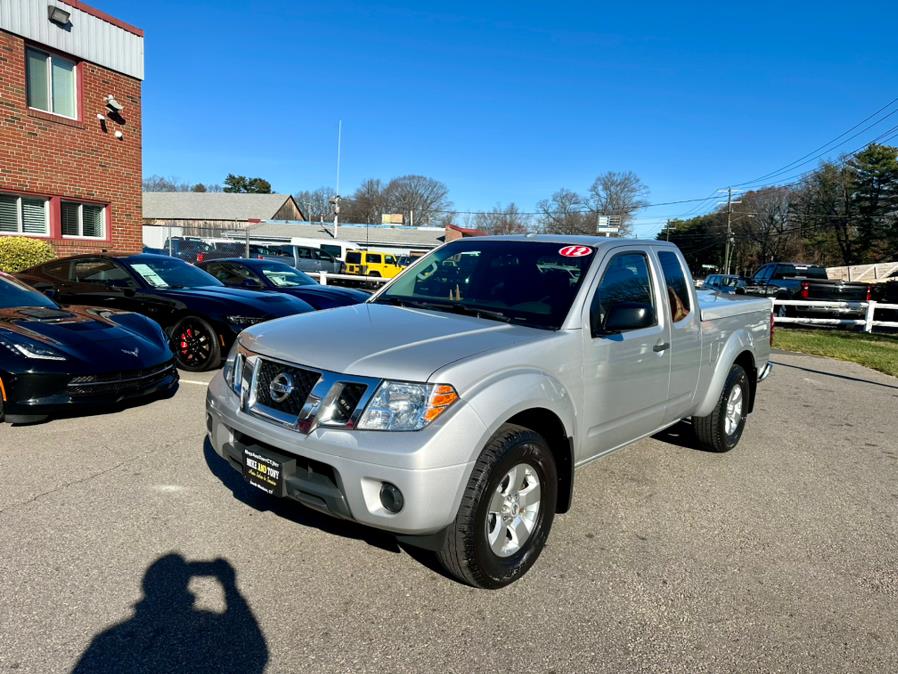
[0,0,144,255]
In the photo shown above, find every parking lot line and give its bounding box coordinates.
[180,379,210,386]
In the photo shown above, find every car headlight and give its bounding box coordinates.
[221,341,243,394]
[0,334,67,361]
[357,381,458,431]
[227,315,264,327]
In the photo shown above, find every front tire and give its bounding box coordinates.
[438,423,557,589]
[693,364,749,452]
[171,316,221,371]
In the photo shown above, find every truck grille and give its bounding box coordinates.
[241,353,379,432]
[254,360,320,416]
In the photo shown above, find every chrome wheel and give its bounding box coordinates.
[724,384,743,436]
[485,463,541,558]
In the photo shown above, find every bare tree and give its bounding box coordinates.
[473,203,531,234]
[383,175,451,226]
[143,175,189,192]
[294,187,334,222]
[584,171,649,235]
[733,187,798,267]
[343,178,388,224]
[537,188,591,234]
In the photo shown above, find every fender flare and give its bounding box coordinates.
[693,329,757,418]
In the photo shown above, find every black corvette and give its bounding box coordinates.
[198,258,370,310]
[17,254,314,371]
[0,272,178,424]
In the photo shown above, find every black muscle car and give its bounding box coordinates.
[17,254,314,371]
[198,258,370,310]
[0,272,178,424]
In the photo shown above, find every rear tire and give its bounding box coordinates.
[693,364,749,453]
[438,423,557,589]
[171,316,221,371]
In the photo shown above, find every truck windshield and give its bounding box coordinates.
[374,239,596,329]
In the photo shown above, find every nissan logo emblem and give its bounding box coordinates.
[269,372,294,403]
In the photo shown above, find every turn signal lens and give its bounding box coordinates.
[423,384,459,423]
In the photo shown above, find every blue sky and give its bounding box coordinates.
[94,1,898,236]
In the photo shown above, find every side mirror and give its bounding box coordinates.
[42,288,58,300]
[735,286,746,295]
[599,302,655,335]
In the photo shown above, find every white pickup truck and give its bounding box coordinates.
[206,236,773,588]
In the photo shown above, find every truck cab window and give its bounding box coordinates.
[658,251,690,322]
[590,252,656,334]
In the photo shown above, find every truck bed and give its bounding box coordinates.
[697,290,773,321]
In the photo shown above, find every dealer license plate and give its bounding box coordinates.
[242,447,286,496]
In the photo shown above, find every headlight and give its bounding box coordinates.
[357,381,458,431]
[221,341,243,394]
[227,316,264,327]
[0,334,66,361]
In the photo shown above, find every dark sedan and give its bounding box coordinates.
[703,274,750,294]
[198,258,370,310]
[17,254,314,371]
[0,272,178,424]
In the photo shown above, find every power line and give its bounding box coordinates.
[732,95,898,188]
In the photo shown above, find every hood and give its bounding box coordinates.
[239,303,554,381]
[282,285,370,306]
[161,286,312,316]
[0,306,170,370]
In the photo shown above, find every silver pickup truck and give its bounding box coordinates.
[206,236,773,588]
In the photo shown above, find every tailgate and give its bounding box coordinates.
[807,281,868,301]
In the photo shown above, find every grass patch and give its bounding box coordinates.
[774,328,898,377]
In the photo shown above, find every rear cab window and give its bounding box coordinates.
[657,250,691,322]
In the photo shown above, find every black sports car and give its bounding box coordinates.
[198,258,370,310]
[0,272,178,424]
[17,254,314,371]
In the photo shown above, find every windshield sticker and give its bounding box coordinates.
[131,263,169,288]
[558,245,593,258]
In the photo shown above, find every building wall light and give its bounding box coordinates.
[48,5,71,25]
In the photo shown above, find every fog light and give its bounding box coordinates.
[379,482,404,513]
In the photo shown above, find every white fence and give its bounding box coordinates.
[307,271,390,286]
[773,299,898,332]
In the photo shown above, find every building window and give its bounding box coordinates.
[0,194,50,236]
[61,202,106,238]
[26,47,77,118]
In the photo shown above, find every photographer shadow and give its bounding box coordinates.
[72,554,267,674]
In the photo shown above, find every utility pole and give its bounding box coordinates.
[719,187,741,275]
[724,188,733,275]
[665,219,672,241]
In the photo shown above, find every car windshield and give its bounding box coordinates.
[374,239,596,329]
[127,257,223,289]
[256,262,316,287]
[0,276,58,309]
[720,276,746,288]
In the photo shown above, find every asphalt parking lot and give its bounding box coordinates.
[1,351,896,673]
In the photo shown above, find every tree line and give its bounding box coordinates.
[144,170,651,234]
[663,144,898,275]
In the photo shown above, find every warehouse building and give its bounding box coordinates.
[0,0,144,255]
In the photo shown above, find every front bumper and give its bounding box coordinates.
[2,360,178,422]
[205,372,480,536]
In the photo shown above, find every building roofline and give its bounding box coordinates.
[60,0,144,37]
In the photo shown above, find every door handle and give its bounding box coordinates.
[653,342,670,352]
